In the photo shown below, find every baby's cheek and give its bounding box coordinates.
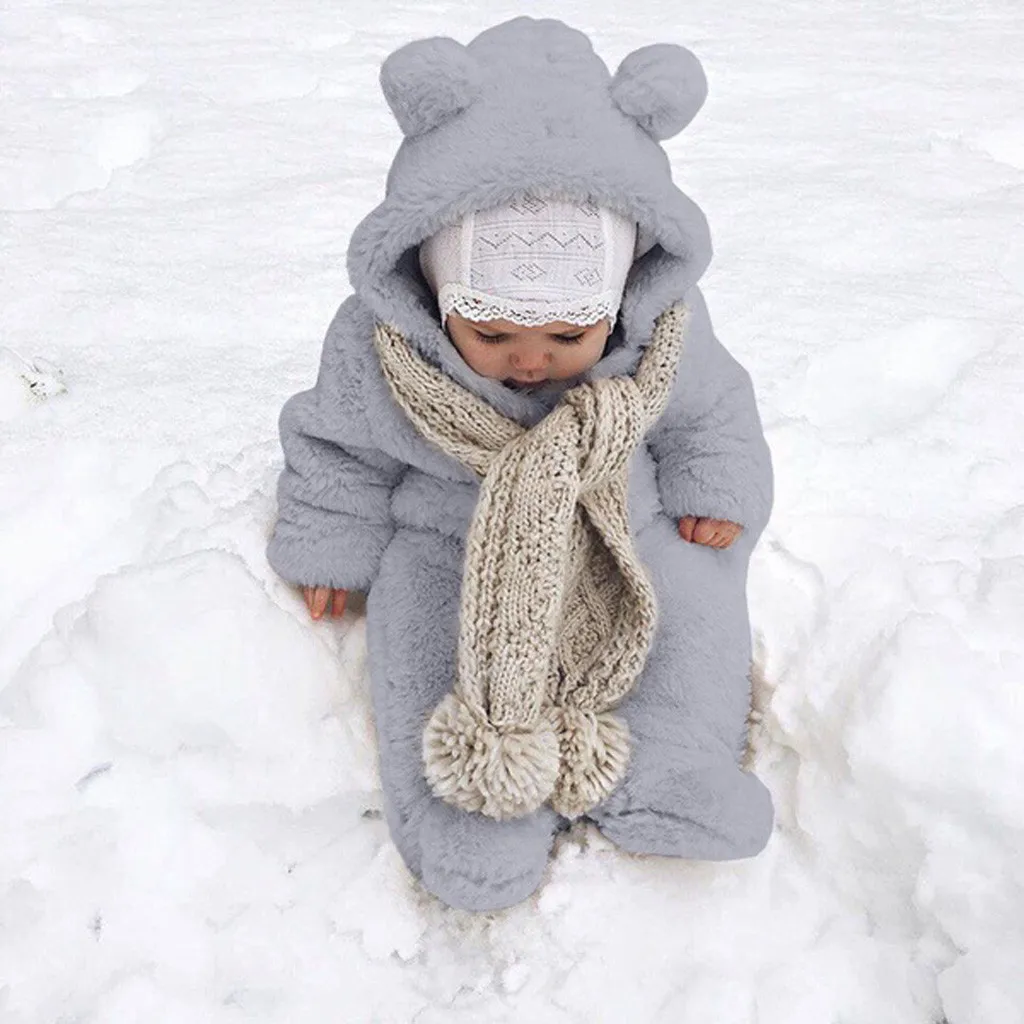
[480,350,510,378]
[461,346,502,378]
[565,344,603,375]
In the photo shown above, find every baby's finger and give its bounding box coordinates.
[678,516,697,542]
[311,586,331,619]
[717,524,741,548]
[692,519,720,545]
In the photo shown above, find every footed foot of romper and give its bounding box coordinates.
[588,760,774,861]
[416,798,562,912]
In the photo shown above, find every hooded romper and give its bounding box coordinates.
[267,16,775,912]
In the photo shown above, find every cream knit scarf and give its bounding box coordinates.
[372,302,691,821]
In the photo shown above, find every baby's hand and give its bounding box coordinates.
[302,585,348,620]
[678,516,742,549]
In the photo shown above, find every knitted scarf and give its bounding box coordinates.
[372,302,692,821]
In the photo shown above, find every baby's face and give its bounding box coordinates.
[445,312,611,385]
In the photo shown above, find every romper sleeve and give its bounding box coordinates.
[645,290,774,541]
[267,297,407,591]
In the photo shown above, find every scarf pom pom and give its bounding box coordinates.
[547,706,632,819]
[423,691,561,820]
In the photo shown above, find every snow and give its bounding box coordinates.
[1,1,1022,1021]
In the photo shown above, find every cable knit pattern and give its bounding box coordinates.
[372,301,692,820]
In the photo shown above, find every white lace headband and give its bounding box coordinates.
[418,191,639,330]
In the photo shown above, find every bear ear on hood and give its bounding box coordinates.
[379,36,483,139]
[609,43,708,141]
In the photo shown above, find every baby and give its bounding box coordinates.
[267,16,774,912]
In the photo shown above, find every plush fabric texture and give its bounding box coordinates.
[374,303,690,821]
[266,15,776,911]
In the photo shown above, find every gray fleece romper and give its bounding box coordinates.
[267,16,775,912]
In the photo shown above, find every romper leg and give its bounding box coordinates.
[586,516,774,859]
[366,529,564,911]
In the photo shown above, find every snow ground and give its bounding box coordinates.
[1,2,1022,1021]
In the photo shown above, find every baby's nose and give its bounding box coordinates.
[511,348,551,371]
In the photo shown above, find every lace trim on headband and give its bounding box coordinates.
[438,283,619,328]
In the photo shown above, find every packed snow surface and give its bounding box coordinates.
[1,2,1022,1021]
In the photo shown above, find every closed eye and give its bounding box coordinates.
[474,331,585,345]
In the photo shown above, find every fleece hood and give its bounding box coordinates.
[346,16,715,420]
